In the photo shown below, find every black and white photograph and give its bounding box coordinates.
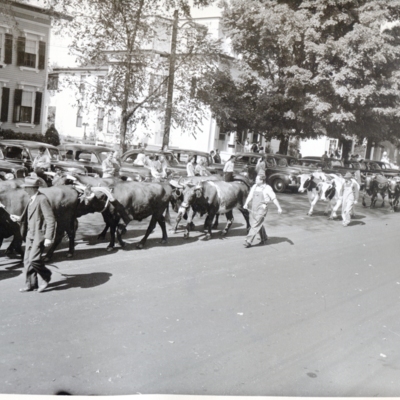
[1,0,400,397]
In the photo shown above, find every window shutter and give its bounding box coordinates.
[13,89,22,122]
[16,37,25,66]
[38,41,46,70]
[4,34,13,65]
[34,91,42,125]
[1,87,10,122]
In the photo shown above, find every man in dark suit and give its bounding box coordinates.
[10,177,55,293]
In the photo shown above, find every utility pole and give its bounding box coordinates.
[162,9,178,150]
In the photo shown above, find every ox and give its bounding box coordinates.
[90,181,173,250]
[318,175,345,219]
[169,175,222,233]
[362,174,388,208]
[177,179,250,239]
[0,178,105,259]
[298,172,328,216]
[387,177,400,212]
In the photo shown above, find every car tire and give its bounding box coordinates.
[272,178,286,193]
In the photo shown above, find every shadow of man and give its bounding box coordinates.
[47,272,112,292]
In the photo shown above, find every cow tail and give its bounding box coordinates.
[164,204,171,225]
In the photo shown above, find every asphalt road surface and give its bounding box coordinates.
[0,191,400,396]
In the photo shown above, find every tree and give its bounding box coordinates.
[204,0,400,153]
[48,0,220,152]
[45,124,60,146]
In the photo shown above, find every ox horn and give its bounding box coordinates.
[74,183,88,193]
[90,186,116,202]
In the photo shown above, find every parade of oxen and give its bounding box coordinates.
[3,0,400,397]
[1,142,399,292]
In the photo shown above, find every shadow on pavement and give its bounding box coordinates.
[348,221,366,227]
[47,272,112,292]
[0,269,22,281]
[265,236,295,246]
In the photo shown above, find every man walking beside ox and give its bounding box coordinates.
[10,177,55,293]
[243,173,282,248]
[340,172,359,227]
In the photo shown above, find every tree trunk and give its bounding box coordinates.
[365,139,373,159]
[278,135,289,155]
[119,112,128,153]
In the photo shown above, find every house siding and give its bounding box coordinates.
[0,4,50,135]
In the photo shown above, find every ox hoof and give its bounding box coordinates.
[43,257,50,263]
[205,234,211,240]
[221,230,227,236]
[120,241,126,248]
[66,253,73,258]
[158,239,168,245]
[97,234,106,240]
[307,213,312,216]
[212,224,218,230]
[136,243,144,250]
[106,247,115,252]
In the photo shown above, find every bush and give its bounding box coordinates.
[0,127,60,146]
[44,125,60,146]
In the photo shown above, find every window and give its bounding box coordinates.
[0,31,12,65]
[76,107,83,127]
[97,108,104,131]
[17,34,46,70]
[107,110,116,133]
[47,74,59,90]
[12,89,42,125]
[79,75,87,93]
[0,87,10,122]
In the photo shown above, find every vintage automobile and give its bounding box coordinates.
[119,148,186,179]
[58,143,117,177]
[234,152,300,192]
[171,148,224,175]
[0,149,27,179]
[0,140,86,176]
[357,159,400,178]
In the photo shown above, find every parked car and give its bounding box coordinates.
[0,148,27,179]
[234,152,300,192]
[120,148,186,179]
[171,149,224,175]
[357,159,400,178]
[58,143,118,177]
[0,140,86,176]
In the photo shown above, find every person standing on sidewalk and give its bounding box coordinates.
[223,155,236,182]
[243,173,282,248]
[10,177,55,293]
[340,172,359,227]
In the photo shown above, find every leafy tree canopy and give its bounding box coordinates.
[202,0,400,147]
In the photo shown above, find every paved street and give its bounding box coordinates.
[0,191,400,396]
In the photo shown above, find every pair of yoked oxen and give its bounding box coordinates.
[0,171,252,260]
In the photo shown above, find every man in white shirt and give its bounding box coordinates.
[243,173,282,247]
[32,146,51,179]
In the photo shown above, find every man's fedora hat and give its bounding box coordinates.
[343,172,353,179]
[21,176,40,188]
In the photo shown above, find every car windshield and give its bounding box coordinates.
[30,147,59,161]
[75,151,100,163]
[162,153,180,166]
[0,149,3,160]
[330,160,342,167]
[3,145,24,160]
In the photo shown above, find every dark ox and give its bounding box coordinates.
[362,174,388,208]
[387,177,400,212]
[0,179,105,259]
[94,181,173,250]
[177,180,250,239]
[169,175,222,233]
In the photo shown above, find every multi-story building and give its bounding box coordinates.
[0,1,52,134]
